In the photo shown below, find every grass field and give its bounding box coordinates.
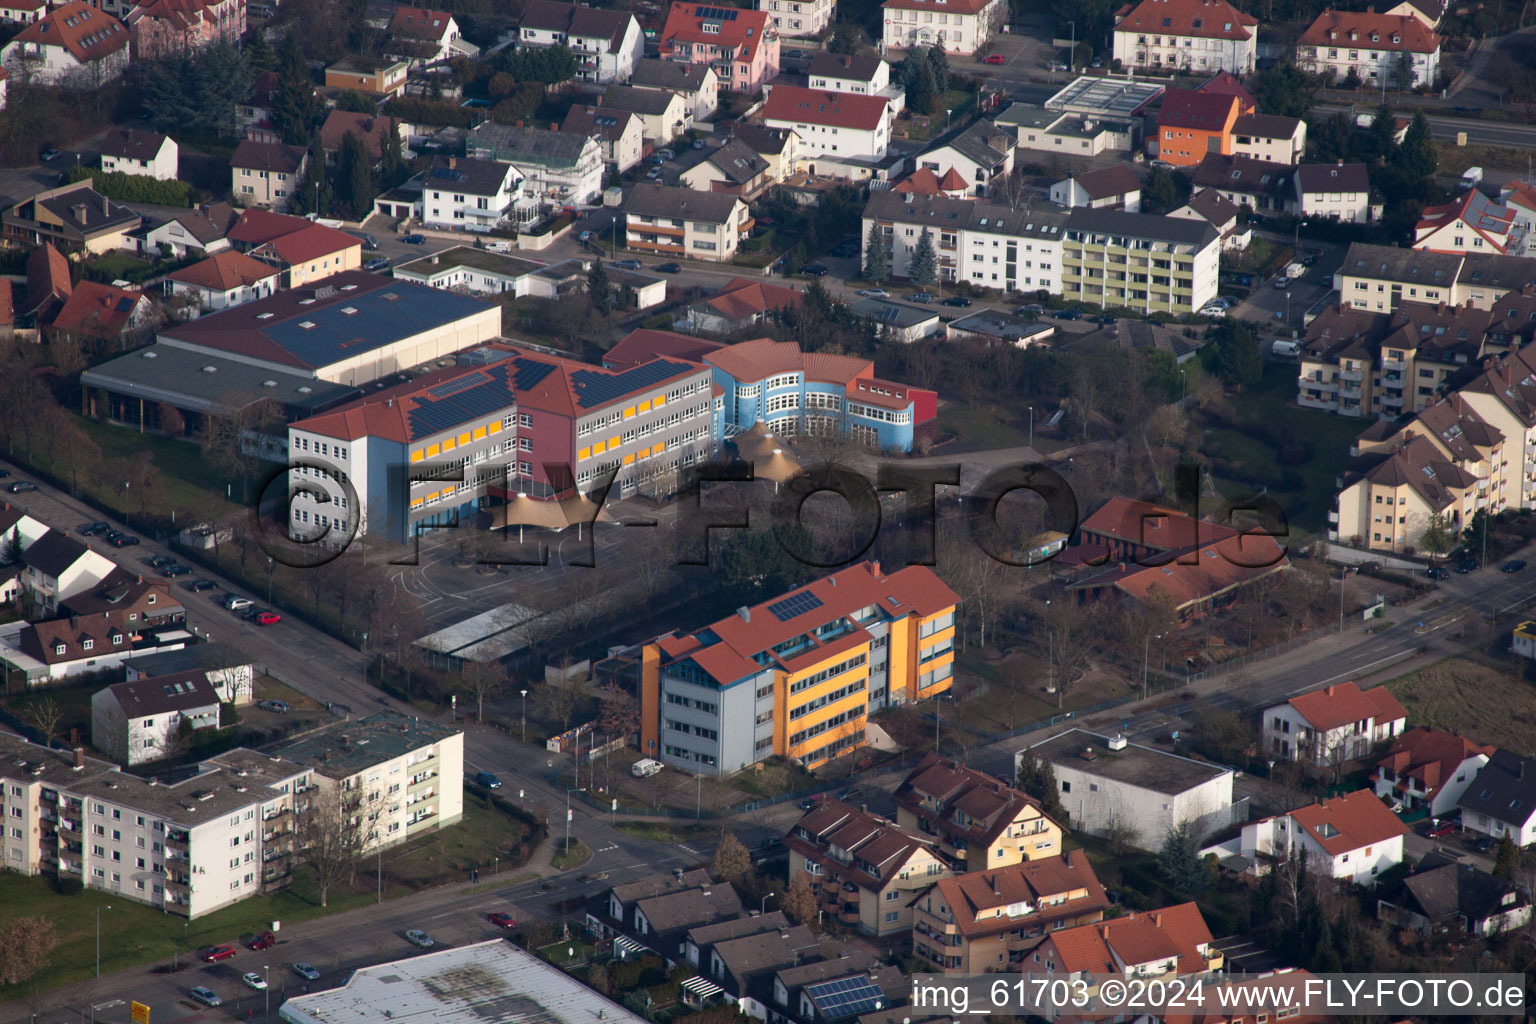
[1384,656,1536,750]
[935,403,1030,449]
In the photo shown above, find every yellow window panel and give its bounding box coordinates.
[488,420,502,434]
[639,399,652,412]
[426,491,440,501]
[425,444,440,457]
[443,437,457,451]
[654,395,666,407]
[410,449,424,463]
[442,485,455,496]
[411,499,424,509]
[623,454,635,466]
[593,440,606,454]
[608,435,619,448]
[624,406,637,419]
[578,446,592,461]
[458,432,471,446]
[639,446,650,459]
[473,427,487,441]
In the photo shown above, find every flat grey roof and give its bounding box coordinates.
[947,309,1055,341]
[81,343,359,416]
[851,298,940,327]
[1046,76,1164,116]
[394,245,547,280]
[278,940,647,1024]
[1027,728,1231,796]
[414,602,544,662]
[994,103,1060,130]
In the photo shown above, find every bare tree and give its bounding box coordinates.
[462,660,507,723]
[22,697,63,749]
[0,915,59,986]
[1041,598,1093,707]
[534,675,590,733]
[297,787,367,908]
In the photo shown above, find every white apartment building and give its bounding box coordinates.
[1294,162,1374,223]
[1296,9,1440,88]
[90,673,222,766]
[465,123,603,218]
[1111,0,1258,74]
[760,85,892,162]
[1231,113,1306,164]
[881,0,1005,55]
[628,59,718,123]
[625,183,748,263]
[759,0,834,37]
[863,190,1067,293]
[517,0,642,83]
[421,156,523,234]
[1262,682,1408,766]
[99,129,178,181]
[807,51,898,105]
[229,140,307,213]
[1238,790,1408,886]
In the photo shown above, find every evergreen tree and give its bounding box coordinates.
[1397,50,1415,91]
[1395,112,1438,180]
[1158,820,1210,893]
[193,41,254,138]
[1367,102,1397,160]
[910,228,937,287]
[272,35,323,145]
[1494,834,1521,880]
[290,132,330,216]
[245,28,277,72]
[335,89,377,114]
[927,45,949,93]
[587,259,612,316]
[379,118,405,188]
[1015,753,1065,821]
[335,131,374,220]
[862,221,888,283]
[909,58,939,115]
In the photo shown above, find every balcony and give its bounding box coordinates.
[261,807,289,824]
[58,819,81,838]
[1328,510,1339,524]
[166,830,189,848]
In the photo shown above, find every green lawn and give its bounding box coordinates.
[935,403,1030,448]
[83,253,156,283]
[550,838,591,871]
[613,821,716,843]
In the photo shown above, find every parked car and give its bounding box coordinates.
[79,521,110,536]
[1273,277,1291,289]
[982,53,1006,64]
[1426,566,1449,580]
[404,930,434,948]
[796,798,817,811]
[692,139,706,149]
[365,257,390,272]
[292,963,321,981]
[147,555,175,569]
[401,233,425,245]
[1017,303,1045,315]
[184,578,217,592]
[1456,559,1479,573]
[189,988,222,1008]
[346,230,379,250]
[801,263,829,277]
[1089,56,1104,67]
[1503,559,1528,573]
[201,945,238,963]
[656,148,677,161]
[1474,835,1499,854]
[256,610,282,625]
[1092,314,1117,325]
[613,259,642,270]
[7,481,37,493]
[1425,819,1459,839]
[241,973,268,991]
[487,911,517,929]
[39,148,60,162]
[107,533,140,547]
[1198,305,1227,318]
[784,48,808,58]
[941,296,972,307]
[223,595,254,612]
[645,166,664,180]
[247,932,277,951]
[259,700,291,713]
[858,288,890,299]
[908,291,934,303]
[1053,308,1082,320]
[1149,159,1174,170]
[473,770,502,789]
[162,564,192,578]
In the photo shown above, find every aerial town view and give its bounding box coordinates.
[2,0,1536,1016]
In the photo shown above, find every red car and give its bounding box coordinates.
[247,932,276,951]
[982,53,1006,64]
[201,945,238,963]
[1425,820,1459,839]
[256,611,281,626]
[487,912,517,929]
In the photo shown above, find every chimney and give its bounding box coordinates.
[448,157,456,169]
[551,123,559,131]
[101,194,109,214]
[868,560,881,576]
[737,606,751,622]
[73,747,84,770]
[73,203,87,223]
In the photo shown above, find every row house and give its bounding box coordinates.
[1231,112,1306,164]
[625,182,750,263]
[1336,241,1533,313]
[1372,726,1494,819]
[892,753,1062,872]
[1192,153,1373,222]
[588,868,719,958]
[1351,390,1508,506]
[1262,681,1407,766]
[660,1,779,95]
[629,58,719,123]
[1112,0,1258,74]
[1296,8,1440,88]
[517,0,642,84]
[1239,789,1409,886]
[881,0,1005,56]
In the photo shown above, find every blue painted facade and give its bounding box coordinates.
[708,366,919,451]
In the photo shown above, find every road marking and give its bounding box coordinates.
[678,844,699,854]
[596,844,618,853]
[1284,647,1419,697]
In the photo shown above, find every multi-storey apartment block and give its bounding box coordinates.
[863,190,1068,294]
[1059,209,1220,315]
[1296,9,1440,88]
[641,560,958,774]
[758,0,834,37]
[881,0,1005,55]
[625,183,750,263]
[660,2,779,95]
[1332,242,1531,313]
[893,754,1063,871]
[1112,0,1258,74]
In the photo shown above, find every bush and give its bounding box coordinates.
[64,167,192,207]
[53,875,84,895]
[383,97,474,129]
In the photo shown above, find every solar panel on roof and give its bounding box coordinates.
[407,365,514,439]
[805,977,885,1020]
[568,359,693,410]
[428,371,490,399]
[767,591,823,622]
[511,358,558,392]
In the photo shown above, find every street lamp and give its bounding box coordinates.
[520,689,528,742]
[361,632,369,687]
[1028,405,1034,450]
[1142,633,1162,701]
[96,903,112,977]
[761,892,775,914]
[266,556,274,604]
[263,965,270,1022]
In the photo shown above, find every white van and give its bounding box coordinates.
[1271,340,1300,358]
[631,758,663,778]
[484,241,515,254]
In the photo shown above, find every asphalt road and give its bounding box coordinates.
[1315,102,1536,148]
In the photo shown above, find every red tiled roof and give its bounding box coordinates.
[13,0,128,63]
[226,207,312,247]
[1284,789,1410,855]
[1287,681,1407,732]
[318,111,398,162]
[762,85,889,131]
[1071,164,1142,200]
[256,222,360,266]
[1163,971,1328,1024]
[930,853,1108,938]
[1373,726,1494,800]
[50,280,144,337]
[605,328,724,369]
[19,610,137,665]
[167,250,279,291]
[894,167,969,195]
[1157,88,1242,131]
[390,5,453,39]
[26,241,72,319]
[661,1,774,63]
[1079,496,1238,550]
[694,278,803,323]
[1298,9,1440,51]
[1042,903,1214,974]
[1114,0,1256,39]
[1196,70,1256,109]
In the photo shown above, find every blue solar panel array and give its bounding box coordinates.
[767,591,823,622]
[805,978,885,1020]
[406,363,513,439]
[695,5,738,17]
[511,358,558,392]
[567,359,693,411]
[253,282,491,370]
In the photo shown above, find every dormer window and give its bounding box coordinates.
[54,644,65,656]
[82,639,94,651]
[111,633,123,644]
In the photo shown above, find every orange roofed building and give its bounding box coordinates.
[1262,680,1408,766]
[659,1,779,95]
[1296,9,1441,88]
[1024,903,1223,995]
[641,560,958,774]
[1059,496,1290,621]
[1239,789,1410,885]
[1371,726,1494,818]
[1112,0,1258,74]
[893,752,1064,871]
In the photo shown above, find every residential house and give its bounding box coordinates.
[659,1,779,95]
[1168,188,1248,251]
[247,222,362,288]
[706,925,824,1016]
[24,242,71,325]
[943,309,1055,348]
[1190,153,1294,215]
[703,337,938,451]
[585,868,719,956]
[1026,729,1236,851]
[808,52,889,96]
[734,124,800,183]
[90,672,221,765]
[3,609,178,682]
[1111,0,1258,74]
[677,138,771,197]
[386,7,476,66]
[997,102,1141,157]
[166,250,280,311]
[912,120,1011,197]
[1296,9,1441,88]
[122,640,256,705]
[229,140,307,212]
[892,753,1063,871]
[1336,242,1463,312]
[759,0,835,37]
[1333,437,1481,549]
[761,86,892,163]
[1231,112,1306,164]
[1458,750,1536,845]
[1457,252,1536,310]
[1378,855,1532,935]
[852,298,941,342]
[1262,681,1408,766]
[1058,207,1221,315]
[1048,165,1142,212]
[1486,285,1536,352]
[784,798,953,937]
[910,853,1109,973]
[770,957,905,1024]
[126,0,243,60]
[517,0,642,84]
[1516,619,1536,660]
[891,167,970,199]
[318,111,405,164]
[238,69,280,133]
[49,280,152,348]
[881,0,1005,55]
[862,190,1069,295]
[1372,727,1494,818]
[1238,790,1410,885]
[606,881,746,962]
[0,0,44,25]
[604,85,693,143]
[143,202,237,259]
[1386,0,1444,26]
[1294,161,1374,223]
[1022,903,1222,994]
[672,277,804,334]
[17,528,116,613]
[2,180,140,253]
[1451,344,1536,510]
[1,1,129,86]
[421,156,523,234]
[98,129,177,180]
[1415,189,1525,256]
[1151,88,1246,167]
[562,106,643,174]
[60,570,183,634]
[466,123,604,215]
[324,56,407,96]
[641,560,957,773]
[625,183,749,263]
[391,246,548,298]
[629,58,718,122]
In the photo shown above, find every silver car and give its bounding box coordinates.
[405,929,434,948]
[190,987,222,1008]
